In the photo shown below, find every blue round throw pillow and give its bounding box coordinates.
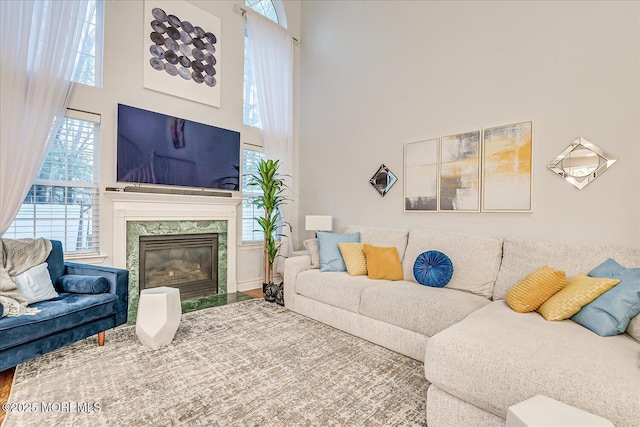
[413,250,454,288]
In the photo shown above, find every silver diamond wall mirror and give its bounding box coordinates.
[369,164,397,197]
[547,137,617,190]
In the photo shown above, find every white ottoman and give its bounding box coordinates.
[506,395,614,427]
[136,286,181,349]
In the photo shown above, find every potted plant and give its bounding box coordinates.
[248,158,288,303]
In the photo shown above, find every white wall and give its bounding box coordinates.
[68,0,302,290]
[298,0,640,248]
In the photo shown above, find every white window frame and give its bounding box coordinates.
[72,0,104,87]
[3,109,101,255]
[242,146,266,243]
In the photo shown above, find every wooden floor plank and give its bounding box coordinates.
[0,367,16,425]
[243,288,265,299]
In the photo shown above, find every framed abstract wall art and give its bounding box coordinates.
[404,138,439,211]
[481,121,533,212]
[143,0,221,107]
[439,130,481,212]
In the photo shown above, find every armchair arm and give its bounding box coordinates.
[64,262,129,326]
[283,255,312,309]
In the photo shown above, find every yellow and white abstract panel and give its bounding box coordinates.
[440,131,480,212]
[482,121,533,212]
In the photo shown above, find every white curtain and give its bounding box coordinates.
[246,12,294,275]
[0,0,91,235]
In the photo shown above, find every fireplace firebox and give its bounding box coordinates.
[139,233,218,301]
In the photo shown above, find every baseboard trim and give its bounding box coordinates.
[236,279,262,292]
[236,275,283,292]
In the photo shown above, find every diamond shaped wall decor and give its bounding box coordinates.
[369,164,397,197]
[547,137,617,190]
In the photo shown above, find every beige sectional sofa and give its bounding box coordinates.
[283,225,640,427]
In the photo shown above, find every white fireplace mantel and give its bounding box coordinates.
[106,190,242,293]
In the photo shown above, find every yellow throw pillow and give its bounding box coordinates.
[537,273,620,321]
[363,244,403,281]
[505,266,566,313]
[338,242,367,276]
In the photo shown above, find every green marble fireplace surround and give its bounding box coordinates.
[126,220,228,324]
[106,190,243,325]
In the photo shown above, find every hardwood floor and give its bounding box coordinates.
[243,288,265,299]
[0,289,264,424]
[0,367,15,424]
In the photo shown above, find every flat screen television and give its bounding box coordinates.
[117,104,240,191]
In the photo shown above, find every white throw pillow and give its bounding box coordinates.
[303,238,320,269]
[13,262,59,304]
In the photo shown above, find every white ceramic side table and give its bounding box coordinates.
[136,286,182,349]
[506,395,614,427]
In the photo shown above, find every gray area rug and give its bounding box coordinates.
[5,299,428,426]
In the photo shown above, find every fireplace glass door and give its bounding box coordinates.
[139,233,218,301]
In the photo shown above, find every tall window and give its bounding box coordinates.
[59,0,104,87]
[73,0,104,87]
[242,149,266,242]
[243,0,280,127]
[3,110,101,254]
[241,0,283,243]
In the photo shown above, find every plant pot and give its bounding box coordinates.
[264,283,279,302]
[275,283,284,306]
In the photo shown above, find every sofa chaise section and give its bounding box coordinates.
[425,300,640,427]
[424,237,640,427]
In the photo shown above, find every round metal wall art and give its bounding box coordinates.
[148,7,218,87]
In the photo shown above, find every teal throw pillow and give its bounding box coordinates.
[317,232,360,272]
[571,258,640,336]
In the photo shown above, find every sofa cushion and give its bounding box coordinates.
[538,273,619,321]
[295,270,384,313]
[363,244,403,280]
[303,239,320,268]
[627,315,640,342]
[413,250,454,288]
[493,239,640,300]
[13,262,59,304]
[0,292,118,351]
[57,275,110,294]
[424,300,640,427]
[571,258,640,336]
[504,266,566,313]
[317,232,360,272]
[359,281,491,337]
[44,240,65,286]
[338,242,367,276]
[402,229,503,298]
[344,225,409,262]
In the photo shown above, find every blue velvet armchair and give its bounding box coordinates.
[0,240,129,372]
